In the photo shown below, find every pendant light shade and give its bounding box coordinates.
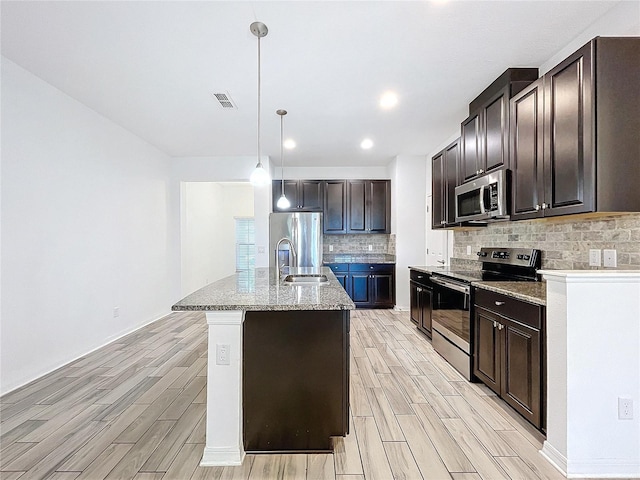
[276,109,291,209]
[249,21,270,186]
[250,164,270,185]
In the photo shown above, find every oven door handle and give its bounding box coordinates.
[431,277,470,294]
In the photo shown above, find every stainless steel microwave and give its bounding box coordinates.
[455,169,510,222]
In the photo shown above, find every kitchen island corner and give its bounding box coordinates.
[172,267,354,466]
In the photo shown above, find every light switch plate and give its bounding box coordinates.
[603,249,617,268]
[589,249,601,267]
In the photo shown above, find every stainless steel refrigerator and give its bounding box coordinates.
[269,212,323,270]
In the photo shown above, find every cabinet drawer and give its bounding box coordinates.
[410,269,430,284]
[474,288,541,329]
[325,263,349,273]
[349,263,394,273]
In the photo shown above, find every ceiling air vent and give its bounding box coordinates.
[212,92,237,109]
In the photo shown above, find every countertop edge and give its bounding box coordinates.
[472,281,547,306]
[171,267,356,312]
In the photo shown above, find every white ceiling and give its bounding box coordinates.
[0,1,623,167]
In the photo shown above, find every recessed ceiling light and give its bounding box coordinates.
[360,138,374,150]
[379,91,398,109]
[284,139,296,150]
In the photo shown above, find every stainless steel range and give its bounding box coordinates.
[430,247,541,380]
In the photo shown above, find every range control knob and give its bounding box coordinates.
[517,254,524,260]
[524,255,531,261]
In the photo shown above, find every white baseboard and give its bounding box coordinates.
[393,305,409,312]
[1,310,173,396]
[542,441,640,478]
[201,446,245,466]
[540,441,567,476]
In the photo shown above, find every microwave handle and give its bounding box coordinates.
[479,185,486,214]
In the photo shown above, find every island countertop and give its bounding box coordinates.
[172,267,355,312]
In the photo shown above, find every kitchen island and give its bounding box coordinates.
[172,267,354,466]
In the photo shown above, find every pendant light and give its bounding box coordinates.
[276,109,291,209]
[249,21,270,186]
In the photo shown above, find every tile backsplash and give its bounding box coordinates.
[323,234,395,255]
[453,213,640,270]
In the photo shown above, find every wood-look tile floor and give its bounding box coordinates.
[0,309,591,480]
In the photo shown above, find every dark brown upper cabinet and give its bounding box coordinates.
[323,180,348,234]
[432,138,460,228]
[272,180,323,212]
[460,68,538,183]
[511,37,640,220]
[346,180,391,234]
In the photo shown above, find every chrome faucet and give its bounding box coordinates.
[275,237,297,278]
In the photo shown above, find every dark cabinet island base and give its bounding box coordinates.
[243,310,350,453]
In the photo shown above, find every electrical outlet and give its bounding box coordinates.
[368,245,373,251]
[467,246,472,256]
[216,344,230,365]
[113,307,120,318]
[618,397,633,420]
[257,246,265,254]
[329,245,333,252]
[603,249,617,268]
[589,249,601,267]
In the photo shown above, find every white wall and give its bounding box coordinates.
[390,156,426,310]
[539,1,640,75]
[0,58,177,395]
[542,272,640,477]
[280,166,390,180]
[171,157,271,277]
[181,183,253,296]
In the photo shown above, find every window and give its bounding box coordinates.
[235,217,255,273]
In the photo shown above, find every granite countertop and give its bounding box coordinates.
[409,265,547,305]
[472,281,547,306]
[172,267,355,312]
[324,253,396,264]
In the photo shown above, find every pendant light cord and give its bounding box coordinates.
[257,35,262,168]
[280,113,284,191]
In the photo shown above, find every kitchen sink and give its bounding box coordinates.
[282,274,329,285]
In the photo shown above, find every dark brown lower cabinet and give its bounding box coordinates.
[349,263,395,308]
[243,310,349,452]
[326,263,395,308]
[473,289,544,430]
[409,269,432,336]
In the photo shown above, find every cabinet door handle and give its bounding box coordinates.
[542,202,548,209]
[479,169,484,174]
[417,275,424,279]
[498,324,504,330]
[535,204,540,211]
[495,301,505,306]
[493,321,498,328]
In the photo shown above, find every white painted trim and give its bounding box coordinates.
[540,270,640,283]
[201,446,245,466]
[1,310,172,396]
[540,441,567,476]
[393,306,409,312]
[202,310,245,467]
[205,311,245,326]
